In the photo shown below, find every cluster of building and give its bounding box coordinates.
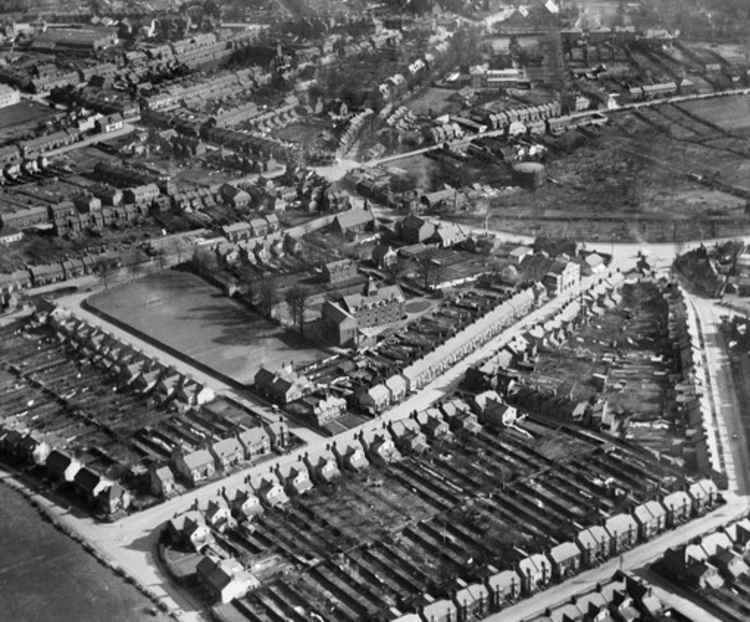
[0,30,256,97]
[656,516,750,619]
[163,385,721,621]
[665,284,718,476]
[0,311,294,517]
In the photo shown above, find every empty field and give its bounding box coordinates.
[88,271,327,384]
[681,95,750,133]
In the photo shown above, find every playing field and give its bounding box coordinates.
[88,271,327,384]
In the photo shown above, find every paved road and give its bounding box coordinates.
[690,295,750,494]
[325,88,750,172]
[55,289,324,447]
[485,493,749,622]
[45,123,137,158]
[44,270,607,621]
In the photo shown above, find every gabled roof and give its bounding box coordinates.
[212,437,242,459]
[46,449,74,475]
[238,426,269,447]
[334,208,374,230]
[74,466,102,493]
[181,448,214,469]
[548,541,580,563]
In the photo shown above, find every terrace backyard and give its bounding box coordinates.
[206,412,685,622]
[507,281,681,454]
[87,271,328,385]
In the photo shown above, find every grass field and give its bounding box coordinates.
[0,486,169,622]
[680,95,750,132]
[88,271,327,384]
[404,87,462,116]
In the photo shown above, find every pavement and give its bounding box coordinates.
[485,493,750,622]
[55,289,324,447]
[13,87,750,620]
[42,239,750,621]
[36,269,607,621]
[689,295,750,494]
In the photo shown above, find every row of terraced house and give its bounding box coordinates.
[165,393,722,620]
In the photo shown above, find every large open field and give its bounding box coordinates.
[0,485,169,622]
[88,271,327,384]
[437,95,750,242]
[680,95,750,133]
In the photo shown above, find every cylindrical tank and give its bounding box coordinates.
[512,161,546,189]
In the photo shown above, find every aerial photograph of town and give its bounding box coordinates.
[1,0,750,620]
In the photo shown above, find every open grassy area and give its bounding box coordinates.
[88,271,327,384]
[403,87,463,116]
[680,94,750,133]
[0,485,169,622]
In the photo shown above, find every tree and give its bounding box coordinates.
[384,258,405,284]
[285,285,310,335]
[416,249,445,290]
[191,247,218,276]
[257,278,279,319]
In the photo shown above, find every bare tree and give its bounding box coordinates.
[285,285,310,335]
[191,246,218,275]
[257,278,279,319]
[383,259,405,284]
[416,248,445,290]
